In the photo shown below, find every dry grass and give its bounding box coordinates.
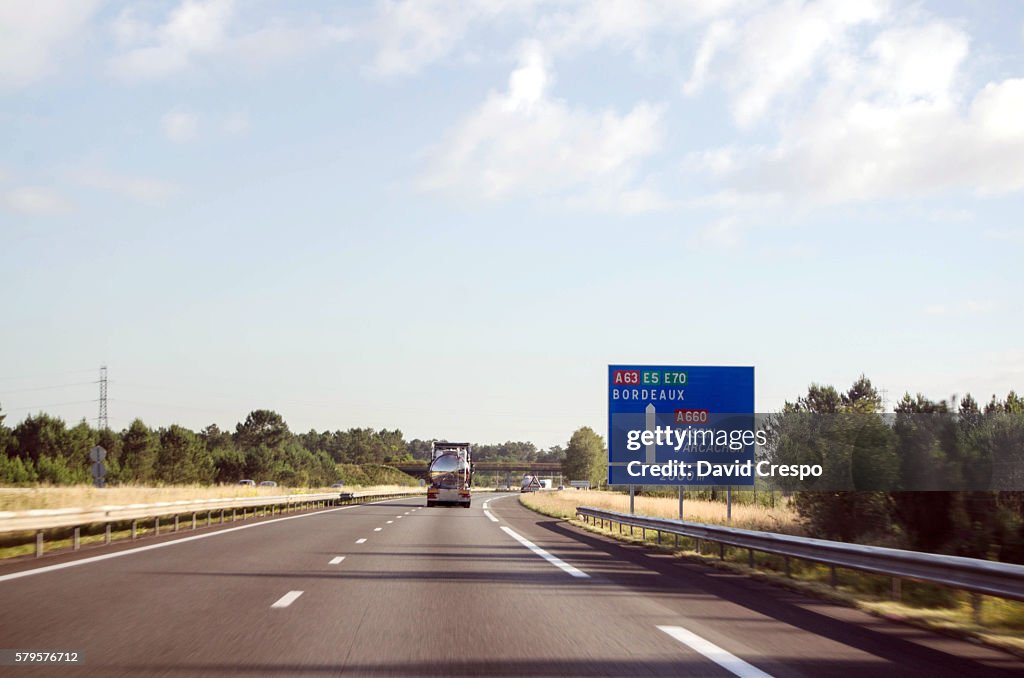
[0,484,415,512]
[519,489,800,533]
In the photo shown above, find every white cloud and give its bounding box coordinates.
[366,0,743,76]
[72,168,180,204]
[109,0,350,81]
[685,0,889,127]
[686,10,1024,205]
[0,0,99,87]
[421,41,666,212]
[161,109,199,143]
[367,0,520,76]
[3,187,71,216]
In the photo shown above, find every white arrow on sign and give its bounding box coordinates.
[646,403,656,464]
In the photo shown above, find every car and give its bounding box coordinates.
[330,482,345,488]
[238,479,255,486]
[557,485,565,490]
[259,481,278,487]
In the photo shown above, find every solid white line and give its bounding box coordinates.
[355,538,367,544]
[271,590,304,608]
[0,498,404,584]
[483,510,498,523]
[482,502,490,510]
[657,625,774,678]
[374,527,382,532]
[500,526,588,578]
[328,556,345,565]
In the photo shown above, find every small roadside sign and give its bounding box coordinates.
[89,446,107,463]
[91,461,106,488]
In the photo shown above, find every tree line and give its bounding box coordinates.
[0,407,567,487]
[767,376,1024,563]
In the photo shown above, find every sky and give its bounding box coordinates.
[1,0,1023,448]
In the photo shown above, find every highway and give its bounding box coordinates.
[0,493,1022,677]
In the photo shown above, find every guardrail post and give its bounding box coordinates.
[232,509,236,522]
[35,530,43,557]
[971,594,982,624]
[674,534,679,548]
[719,542,724,560]
[174,515,179,532]
[657,530,661,545]
[131,520,137,540]
[891,577,901,601]
[207,511,212,526]
[73,527,80,550]
[748,548,754,568]
[830,565,838,588]
[220,509,225,524]
[192,513,197,530]
[155,517,160,536]
[784,556,791,578]
[105,523,111,544]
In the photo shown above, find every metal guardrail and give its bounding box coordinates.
[0,489,425,558]
[576,506,1024,603]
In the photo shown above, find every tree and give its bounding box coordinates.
[769,377,894,542]
[563,427,607,488]
[120,419,158,483]
[235,410,290,450]
[12,413,67,463]
[157,425,212,484]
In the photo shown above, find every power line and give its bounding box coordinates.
[5,399,98,412]
[0,368,98,383]
[0,381,96,395]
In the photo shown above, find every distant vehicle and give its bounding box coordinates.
[557,485,565,491]
[330,482,345,488]
[426,442,472,508]
[539,479,553,490]
[259,481,277,487]
[238,479,255,486]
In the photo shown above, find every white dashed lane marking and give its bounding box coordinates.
[328,556,345,565]
[657,626,774,678]
[500,526,588,578]
[271,591,304,608]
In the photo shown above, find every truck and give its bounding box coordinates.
[426,442,472,508]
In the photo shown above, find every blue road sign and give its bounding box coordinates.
[608,365,755,486]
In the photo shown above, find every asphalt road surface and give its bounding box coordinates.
[0,493,1022,677]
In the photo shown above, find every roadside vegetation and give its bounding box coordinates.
[519,489,799,533]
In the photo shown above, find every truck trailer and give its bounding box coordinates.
[426,442,472,508]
